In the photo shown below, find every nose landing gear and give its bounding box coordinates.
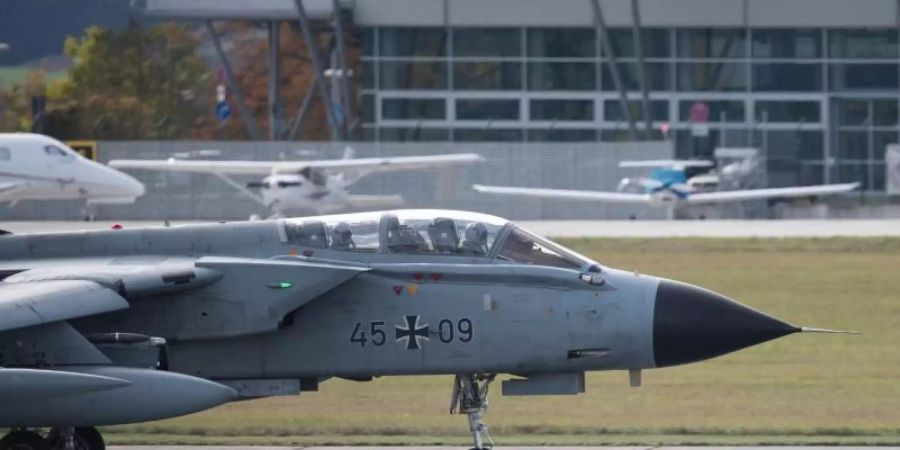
[451,374,496,450]
[0,427,104,450]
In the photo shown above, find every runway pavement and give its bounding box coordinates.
[108,447,899,450]
[3,219,900,237]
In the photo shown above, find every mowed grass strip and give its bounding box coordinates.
[105,237,900,445]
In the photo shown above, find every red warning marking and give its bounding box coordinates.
[392,286,403,296]
[111,224,123,230]
[303,250,314,257]
[429,273,443,281]
[412,272,424,281]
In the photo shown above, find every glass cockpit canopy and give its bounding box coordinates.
[282,209,598,270]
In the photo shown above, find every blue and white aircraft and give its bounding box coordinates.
[473,159,859,219]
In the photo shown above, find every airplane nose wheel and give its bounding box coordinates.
[0,430,50,450]
[451,374,496,450]
[46,427,104,450]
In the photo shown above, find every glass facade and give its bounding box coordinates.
[361,26,900,191]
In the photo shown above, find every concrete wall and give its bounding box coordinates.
[2,141,673,221]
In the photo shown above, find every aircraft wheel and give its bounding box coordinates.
[0,430,51,450]
[46,427,105,450]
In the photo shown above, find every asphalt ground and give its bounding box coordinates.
[3,219,900,237]
[108,446,900,450]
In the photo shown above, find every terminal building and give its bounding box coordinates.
[147,0,900,193]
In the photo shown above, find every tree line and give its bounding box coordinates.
[0,21,349,141]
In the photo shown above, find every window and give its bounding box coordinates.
[453,62,522,90]
[325,216,380,252]
[527,28,595,58]
[0,147,10,161]
[453,28,520,57]
[527,62,595,91]
[830,64,898,90]
[384,211,505,256]
[284,213,380,252]
[361,61,375,90]
[379,62,447,90]
[829,29,898,59]
[530,99,593,121]
[678,100,744,122]
[44,145,72,158]
[362,95,375,124]
[456,99,519,121]
[381,98,445,120]
[753,64,823,92]
[380,28,447,57]
[677,62,746,91]
[379,128,450,142]
[752,29,822,58]
[497,226,592,270]
[361,28,376,56]
[601,62,670,91]
[604,100,669,122]
[607,28,671,58]
[677,29,746,59]
[755,101,821,123]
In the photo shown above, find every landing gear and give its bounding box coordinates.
[47,427,105,450]
[0,430,50,450]
[0,428,104,450]
[450,374,496,450]
[82,203,97,222]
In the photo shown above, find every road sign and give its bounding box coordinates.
[216,101,231,121]
[66,141,97,160]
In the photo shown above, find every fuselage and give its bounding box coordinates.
[0,210,797,384]
[258,173,353,214]
[0,133,145,206]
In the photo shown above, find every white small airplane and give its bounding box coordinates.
[0,133,145,219]
[473,159,859,219]
[110,148,484,217]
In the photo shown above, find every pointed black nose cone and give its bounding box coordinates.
[653,280,800,368]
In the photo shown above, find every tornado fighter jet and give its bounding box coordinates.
[0,210,853,450]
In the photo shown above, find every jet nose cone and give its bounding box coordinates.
[653,280,799,368]
[119,172,145,197]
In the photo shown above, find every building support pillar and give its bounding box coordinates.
[591,0,638,141]
[205,20,262,141]
[268,21,282,140]
[630,0,654,139]
[332,0,354,138]
[293,0,342,141]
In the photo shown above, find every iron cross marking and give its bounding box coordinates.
[395,315,429,350]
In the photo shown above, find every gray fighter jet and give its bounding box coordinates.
[0,210,852,450]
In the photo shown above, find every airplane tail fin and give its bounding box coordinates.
[342,146,356,160]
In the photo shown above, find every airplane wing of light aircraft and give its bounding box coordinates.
[0,209,854,450]
[0,133,145,219]
[109,149,483,217]
[474,159,859,219]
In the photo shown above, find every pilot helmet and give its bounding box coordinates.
[464,222,488,244]
[332,222,353,245]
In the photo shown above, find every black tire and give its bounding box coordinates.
[46,428,104,450]
[0,430,51,450]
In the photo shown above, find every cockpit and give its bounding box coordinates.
[282,209,598,271]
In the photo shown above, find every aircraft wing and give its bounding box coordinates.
[620,160,714,169]
[0,280,128,332]
[473,184,651,204]
[109,159,281,175]
[108,154,483,176]
[0,180,27,201]
[686,182,860,204]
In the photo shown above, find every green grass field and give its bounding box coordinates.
[104,238,899,445]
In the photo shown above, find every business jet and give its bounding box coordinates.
[0,133,145,219]
[110,148,483,217]
[473,159,859,219]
